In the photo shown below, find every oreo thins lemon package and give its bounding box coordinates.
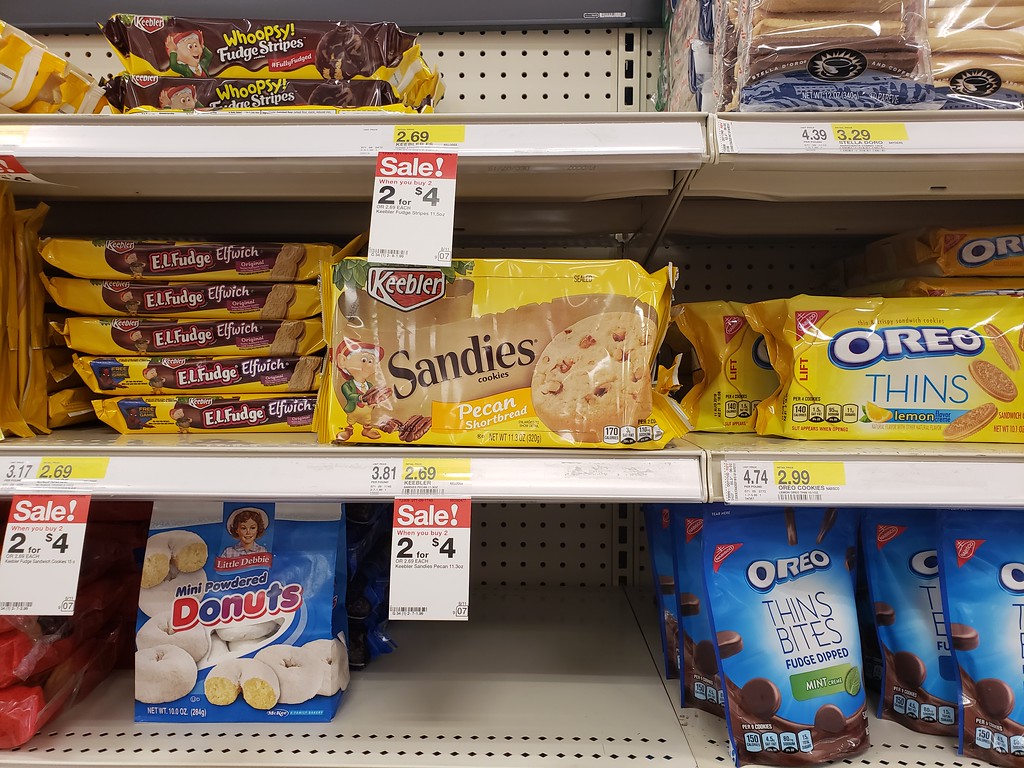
[939,510,1024,767]
[669,506,723,716]
[702,506,868,766]
[643,504,679,679]
[861,509,957,736]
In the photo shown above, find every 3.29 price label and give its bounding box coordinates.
[0,495,91,615]
[389,498,471,621]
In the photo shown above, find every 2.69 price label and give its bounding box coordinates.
[389,498,471,621]
[0,495,91,615]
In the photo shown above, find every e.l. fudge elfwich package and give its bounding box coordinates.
[134,501,349,722]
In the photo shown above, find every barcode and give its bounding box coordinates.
[392,606,428,616]
[370,248,408,257]
[404,485,444,496]
[0,601,31,612]
[779,493,823,502]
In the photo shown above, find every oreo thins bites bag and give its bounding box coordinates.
[669,505,723,716]
[643,504,679,679]
[318,258,682,448]
[861,509,957,735]
[135,501,349,722]
[702,507,868,766]
[939,510,1024,766]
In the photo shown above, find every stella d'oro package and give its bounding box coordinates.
[746,295,1024,442]
[675,301,778,432]
[135,501,349,722]
[317,258,682,448]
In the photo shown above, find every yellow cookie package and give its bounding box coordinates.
[674,301,778,432]
[94,395,317,434]
[317,259,684,448]
[850,226,1024,283]
[747,295,1024,443]
[849,277,1024,298]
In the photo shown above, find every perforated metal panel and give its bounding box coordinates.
[38,29,663,113]
[474,502,634,588]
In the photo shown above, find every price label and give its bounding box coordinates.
[1,457,110,491]
[368,151,458,267]
[723,460,847,504]
[393,125,465,145]
[389,498,471,620]
[401,458,471,497]
[0,495,91,615]
[831,123,908,150]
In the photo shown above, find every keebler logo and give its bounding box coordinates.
[106,240,136,254]
[795,310,828,339]
[712,543,743,572]
[365,266,446,312]
[189,398,215,407]
[723,315,745,345]
[955,538,985,568]
[685,518,703,543]
[134,16,166,33]
[875,524,907,550]
[131,76,160,88]
[103,281,132,292]
[111,319,141,331]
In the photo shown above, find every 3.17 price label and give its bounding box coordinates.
[389,498,471,621]
[723,461,847,504]
[0,495,91,615]
[368,151,458,268]
[1,457,109,492]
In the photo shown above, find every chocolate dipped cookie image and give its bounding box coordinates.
[531,312,654,443]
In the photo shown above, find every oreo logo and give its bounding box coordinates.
[950,68,1001,98]
[807,49,867,82]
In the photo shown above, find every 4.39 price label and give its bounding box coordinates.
[0,495,91,615]
[389,498,471,621]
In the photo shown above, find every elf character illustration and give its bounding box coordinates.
[143,366,166,394]
[165,30,213,77]
[124,253,147,278]
[334,337,394,442]
[121,290,141,315]
[158,83,200,110]
[169,406,192,434]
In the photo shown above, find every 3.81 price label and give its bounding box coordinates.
[0,495,91,615]
[389,498,471,621]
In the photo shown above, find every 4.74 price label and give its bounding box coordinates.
[389,498,471,621]
[0,495,91,615]
[724,461,847,504]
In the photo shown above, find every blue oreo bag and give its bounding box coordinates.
[643,504,680,679]
[702,506,867,766]
[135,501,348,722]
[939,510,1024,767]
[669,505,723,716]
[861,508,957,735]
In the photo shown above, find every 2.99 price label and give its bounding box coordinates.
[723,461,847,504]
[0,495,91,615]
[389,498,471,621]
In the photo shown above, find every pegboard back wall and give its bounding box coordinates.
[660,240,865,304]
[40,29,663,113]
[473,502,634,588]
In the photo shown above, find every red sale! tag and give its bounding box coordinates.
[390,498,471,621]
[0,495,92,615]
[368,151,458,268]
[0,156,51,185]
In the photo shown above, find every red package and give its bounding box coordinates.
[0,686,45,749]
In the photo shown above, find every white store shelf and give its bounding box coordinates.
[1,587,695,768]
[0,429,706,503]
[689,432,1024,507]
[0,113,707,202]
[687,112,1024,202]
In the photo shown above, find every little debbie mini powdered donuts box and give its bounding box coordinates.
[135,501,348,722]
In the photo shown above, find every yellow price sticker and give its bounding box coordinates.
[401,458,471,484]
[36,457,110,481]
[772,462,846,488]
[831,123,908,142]
[393,125,466,145]
[0,128,28,146]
